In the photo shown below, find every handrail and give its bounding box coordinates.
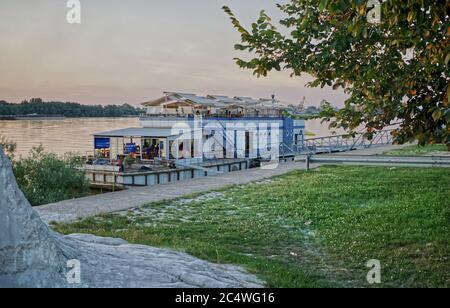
[296,154,450,171]
[300,129,395,155]
[304,129,396,142]
[140,114,283,120]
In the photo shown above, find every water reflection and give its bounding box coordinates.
[0,118,140,157]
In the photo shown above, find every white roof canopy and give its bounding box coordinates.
[94,128,189,138]
[142,92,285,110]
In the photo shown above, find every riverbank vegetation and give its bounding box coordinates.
[53,166,450,288]
[1,137,90,206]
[0,135,16,160]
[0,98,143,118]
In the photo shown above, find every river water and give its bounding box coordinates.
[0,118,342,157]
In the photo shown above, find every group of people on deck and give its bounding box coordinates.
[144,144,161,160]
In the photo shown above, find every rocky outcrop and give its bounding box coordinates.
[0,147,68,288]
[0,147,262,288]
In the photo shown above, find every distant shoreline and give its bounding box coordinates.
[0,115,139,121]
[0,99,144,119]
[0,115,66,121]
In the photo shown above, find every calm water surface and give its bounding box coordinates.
[0,118,140,157]
[0,118,340,157]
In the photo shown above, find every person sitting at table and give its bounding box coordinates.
[117,156,124,172]
[155,144,160,158]
[147,144,154,159]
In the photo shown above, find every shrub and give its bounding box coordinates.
[0,135,17,160]
[13,145,90,206]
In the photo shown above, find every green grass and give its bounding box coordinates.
[385,144,448,156]
[53,166,450,288]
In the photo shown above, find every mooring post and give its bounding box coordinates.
[306,154,311,172]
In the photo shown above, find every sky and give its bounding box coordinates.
[0,0,347,107]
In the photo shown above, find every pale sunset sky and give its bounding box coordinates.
[0,0,346,106]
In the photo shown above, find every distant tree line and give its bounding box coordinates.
[0,98,143,117]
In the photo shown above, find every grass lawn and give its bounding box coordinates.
[385,144,448,156]
[53,166,450,288]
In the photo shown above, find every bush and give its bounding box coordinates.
[0,135,17,160]
[13,145,90,206]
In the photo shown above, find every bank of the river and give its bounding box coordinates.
[53,165,450,288]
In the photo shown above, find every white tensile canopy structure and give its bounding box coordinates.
[142,92,286,117]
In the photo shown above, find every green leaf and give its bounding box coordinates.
[432,110,442,122]
[447,85,450,103]
[445,53,450,66]
[407,11,415,23]
[319,0,328,11]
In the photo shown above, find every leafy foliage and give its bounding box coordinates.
[223,1,450,147]
[13,146,90,206]
[0,98,143,117]
[0,135,17,160]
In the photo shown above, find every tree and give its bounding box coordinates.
[319,99,328,111]
[223,1,449,147]
[305,105,320,114]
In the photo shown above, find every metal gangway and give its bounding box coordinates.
[200,130,396,162]
[283,129,395,156]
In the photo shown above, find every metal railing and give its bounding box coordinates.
[297,154,450,171]
[139,113,283,120]
[301,130,395,155]
[197,129,395,162]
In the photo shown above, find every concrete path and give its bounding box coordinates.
[37,161,311,224]
[36,144,411,224]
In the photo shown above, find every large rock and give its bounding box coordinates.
[0,147,68,287]
[0,147,262,288]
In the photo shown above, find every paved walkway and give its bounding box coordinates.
[36,144,411,224]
